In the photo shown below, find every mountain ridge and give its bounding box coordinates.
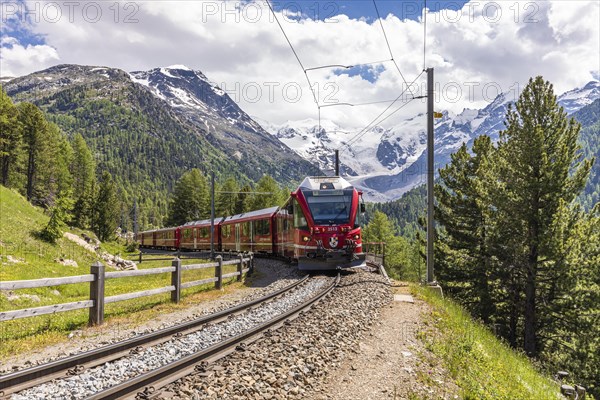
[266,80,600,201]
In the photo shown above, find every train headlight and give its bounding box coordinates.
[353,234,360,240]
[303,236,310,242]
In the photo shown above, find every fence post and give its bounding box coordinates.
[237,253,244,282]
[215,255,223,290]
[139,252,142,264]
[171,257,181,303]
[89,261,105,326]
[248,252,254,275]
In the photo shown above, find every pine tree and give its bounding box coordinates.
[248,175,283,210]
[18,102,49,203]
[167,169,210,226]
[216,177,239,217]
[436,136,497,323]
[495,76,593,356]
[0,89,22,187]
[38,124,74,207]
[40,191,74,243]
[236,184,253,213]
[363,210,394,258]
[71,134,96,227]
[547,206,599,397]
[92,171,119,241]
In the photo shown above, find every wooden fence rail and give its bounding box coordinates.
[0,254,254,326]
[132,250,243,264]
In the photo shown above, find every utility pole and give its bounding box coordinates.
[133,198,138,237]
[426,67,435,284]
[334,150,340,176]
[210,172,215,260]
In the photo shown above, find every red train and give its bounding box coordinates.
[137,176,366,270]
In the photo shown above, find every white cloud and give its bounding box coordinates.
[0,39,60,77]
[1,0,598,128]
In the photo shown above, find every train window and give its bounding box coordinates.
[200,227,209,238]
[183,229,192,239]
[242,222,249,236]
[293,200,307,229]
[222,225,231,238]
[303,189,353,225]
[254,220,270,236]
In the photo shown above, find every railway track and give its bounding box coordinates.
[2,274,339,400]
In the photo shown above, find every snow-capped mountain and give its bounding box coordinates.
[128,65,320,181]
[130,66,265,135]
[266,80,600,202]
[557,81,600,115]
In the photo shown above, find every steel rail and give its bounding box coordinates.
[87,274,340,400]
[0,275,309,397]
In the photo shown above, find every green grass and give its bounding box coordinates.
[0,186,248,358]
[413,285,560,400]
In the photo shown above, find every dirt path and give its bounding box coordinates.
[309,283,460,400]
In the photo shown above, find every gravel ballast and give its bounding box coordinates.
[165,269,393,399]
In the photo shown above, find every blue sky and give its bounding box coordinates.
[272,1,468,21]
[1,0,39,46]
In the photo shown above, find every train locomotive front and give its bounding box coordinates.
[277,176,366,270]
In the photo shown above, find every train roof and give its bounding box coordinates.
[298,176,354,191]
[222,206,279,224]
[182,217,224,227]
[140,226,179,234]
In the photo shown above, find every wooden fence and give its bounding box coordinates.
[132,250,244,264]
[0,254,253,326]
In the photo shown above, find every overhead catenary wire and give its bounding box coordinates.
[304,58,393,72]
[423,0,427,70]
[266,0,426,150]
[372,0,415,98]
[265,0,318,107]
[341,69,425,152]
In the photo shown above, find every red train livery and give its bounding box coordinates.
[137,176,366,270]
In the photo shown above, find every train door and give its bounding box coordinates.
[249,221,255,253]
[193,228,197,250]
[235,224,241,252]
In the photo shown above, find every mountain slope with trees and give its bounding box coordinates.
[0,89,120,242]
[572,98,600,209]
[3,64,320,230]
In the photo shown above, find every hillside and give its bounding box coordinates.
[0,185,99,282]
[572,98,600,209]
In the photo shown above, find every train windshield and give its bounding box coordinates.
[303,189,353,225]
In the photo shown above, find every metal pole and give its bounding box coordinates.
[133,198,138,237]
[210,172,215,260]
[426,67,435,283]
[335,149,340,176]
